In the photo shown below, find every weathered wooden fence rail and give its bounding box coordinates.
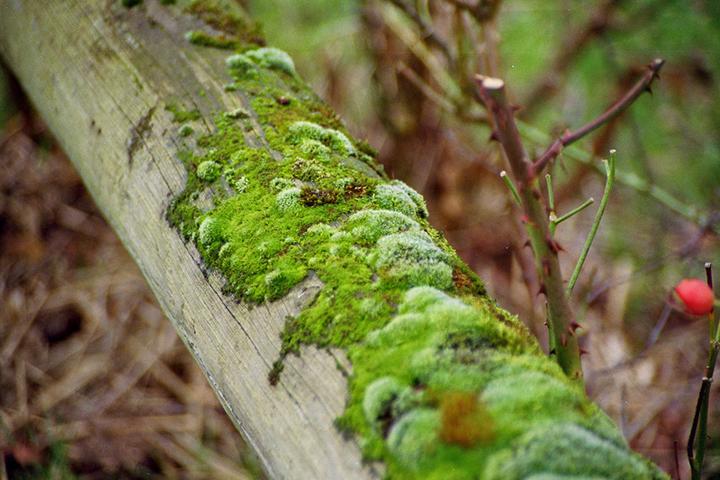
[0,1,665,478]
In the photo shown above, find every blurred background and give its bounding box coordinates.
[1,0,719,478]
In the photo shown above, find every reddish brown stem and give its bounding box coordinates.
[530,58,665,178]
[475,74,583,380]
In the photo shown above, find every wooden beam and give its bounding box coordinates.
[0,1,373,478]
[0,1,666,478]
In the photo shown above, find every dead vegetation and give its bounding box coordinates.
[0,110,258,479]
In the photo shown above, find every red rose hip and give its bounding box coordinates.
[675,279,715,316]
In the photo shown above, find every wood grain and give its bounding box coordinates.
[0,1,377,478]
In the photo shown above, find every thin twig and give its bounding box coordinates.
[499,171,521,206]
[567,150,616,295]
[553,197,595,226]
[688,262,717,480]
[530,59,664,178]
[387,0,455,67]
[446,0,502,23]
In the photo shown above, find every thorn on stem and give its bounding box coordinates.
[547,237,565,254]
[542,259,551,276]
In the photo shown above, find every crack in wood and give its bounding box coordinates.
[126,103,156,166]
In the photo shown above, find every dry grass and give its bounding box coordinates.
[0,112,257,479]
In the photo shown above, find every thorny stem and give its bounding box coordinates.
[530,58,665,178]
[688,263,717,480]
[567,151,616,295]
[476,75,583,380]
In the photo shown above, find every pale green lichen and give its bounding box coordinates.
[245,47,296,76]
[178,124,194,137]
[165,34,666,479]
[363,376,405,429]
[197,216,222,247]
[224,107,249,119]
[299,138,331,161]
[197,160,222,181]
[288,121,355,156]
[389,180,428,218]
[270,177,295,192]
[373,182,427,218]
[233,176,248,193]
[372,232,448,267]
[369,232,453,288]
[275,187,302,211]
[225,53,257,78]
[483,423,661,479]
[386,409,440,470]
[344,209,420,244]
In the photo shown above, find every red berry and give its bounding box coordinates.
[674,279,715,315]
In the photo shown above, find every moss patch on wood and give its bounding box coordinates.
[164,11,667,479]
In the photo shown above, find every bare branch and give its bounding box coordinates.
[446,0,503,23]
[387,0,455,67]
[475,74,583,380]
[530,58,664,178]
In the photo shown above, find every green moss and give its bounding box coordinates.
[185,30,237,49]
[197,160,221,181]
[387,409,441,470]
[224,107,249,119]
[178,124,194,137]
[165,103,201,123]
[185,0,263,45]
[363,376,406,429]
[483,423,666,480]
[164,40,666,479]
